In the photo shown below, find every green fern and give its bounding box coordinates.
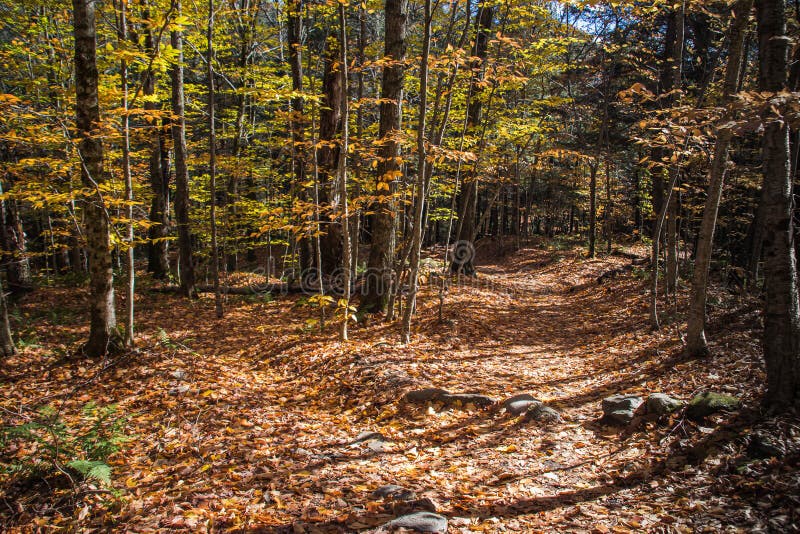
[1,402,129,487]
[66,460,112,484]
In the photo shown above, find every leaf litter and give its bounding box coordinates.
[2,245,798,532]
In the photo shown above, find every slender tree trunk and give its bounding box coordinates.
[351,3,366,281]
[361,0,407,313]
[588,161,597,258]
[452,2,492,274]
[666,194,678,293]
[650,0,685,329]
[288,0,311,273]
[686,0,753,356]
[142,3,170,279]
[606,159,612,254]
[0,277,14,357]
[666,4,685,295]
[118,0,135,347]
[318,35,344,275]
[401,0,431,343]
[208,0,222,318]
[755,0,800,409]
[336,4,352,341]
[170,0,196,298]
[73,0,118,356]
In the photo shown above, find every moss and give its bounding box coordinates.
[687,391,740,419]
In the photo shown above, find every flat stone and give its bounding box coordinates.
[502,393,542,408]
[373,485,417,501]
[506,399,543,415]
[607,409,636,425]
[389,497,439,516]
[351,431,386,444]
[404,388,450,404]
[168,384,190,395]
[524,404,562,423]
[686,392,740,419]
[602,395,644,425]
[646,393,685,416]
[379,512,448,533]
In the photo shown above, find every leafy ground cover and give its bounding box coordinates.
[2,245,798,532]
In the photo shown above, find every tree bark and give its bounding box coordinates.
[118,0,135,347]
[666,193,678,293]
[73,0,118,356]
[361,0,407,313]
[288,0,312,273]
[143,2,170,279]
[588,161,597,257]
[401,0,431,344]
[755,0,800,409]
[650,1,685,330]
[0,277,15,357]
[686,0,753,357]
[336,4,352,341]
[452,2,492,274]
[318,35,344,276]
[208,0,222,318]
[170,0,196,298]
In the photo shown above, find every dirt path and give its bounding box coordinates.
[2,246,771,532]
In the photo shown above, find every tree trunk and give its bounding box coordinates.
[318,35,343,276]
[336,4,352,341]
[361,0,407,313]
[605,159,612,254]
[170,0,196,298]
[117,0,135,347]
[0,277,15,357]
[686,0,753,357]
[452,2,492,274]
[401,0,431,343]
[666,194,678,293]
[73,0,118,356]
[208,0,222,318]
[650,1,685,330]
[143,4,170,279]
[288,0,311,274]
[588,161,597,258]
[755,0,800,409]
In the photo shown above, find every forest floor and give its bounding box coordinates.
[2,240,799,532]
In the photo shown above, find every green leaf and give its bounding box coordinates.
[67,460,112,484]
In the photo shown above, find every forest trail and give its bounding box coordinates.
[2,245,775,532]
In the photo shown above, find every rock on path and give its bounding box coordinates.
[602,395,643,425]
[376,512,448,533]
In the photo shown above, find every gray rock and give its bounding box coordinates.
[524,404,562,423]
[404,388,450,404]
[646,393,685,416]
[170,369,186,380]
[602,395,644,425]
[373,485,417,501]
[441,393,495,408]
[390,497,439,515]
[506,399,543,415]
[379,512,448,533]
[168,384,190,395]
[502,393,542,408]
[352,431,386,444]
[686,392,740,420]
